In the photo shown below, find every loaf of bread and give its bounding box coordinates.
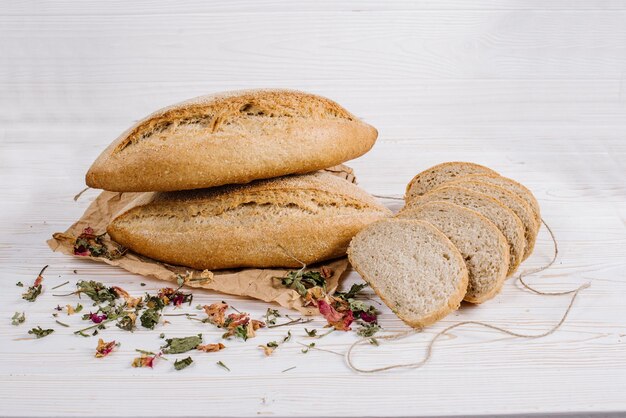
[87,89,378,192]
[397,202,510,304]
[347,219,468,328]
[107,171,391,270]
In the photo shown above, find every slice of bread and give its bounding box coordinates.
[405,162,498,201]
[460,174,541,226]
[404,186,525,275]
[347,219,468,328]
[397,202,510,303]
[438,179,539,260]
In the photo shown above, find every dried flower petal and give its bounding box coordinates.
[95,339,117,358]
[317,300,343,323]
[197,343,225,352]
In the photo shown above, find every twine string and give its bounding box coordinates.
[345,281,589,373]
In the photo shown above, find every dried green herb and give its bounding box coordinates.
[116,313,137,331]
[16,281,23,287]
[11,312,25,326]
[301,342,315,353]
[216,361,230,371]
[275,270,327,297]
[259,331,291,356]
[140,283,146,287]
[140,308,161,330]
[161,335,202,354]
[51,281,69,290]
[174,356,193,371]
[304,328,317,337]
[334,283,369,301]
[75,280,119,304]
[73,227,125,259]
[29,326,54,338]
[264,308,281,325]
[55,320,70,327]
[22,266,47,302]
[357,322,381,338]
[281,366,297,373]
[223,325,249,341]
[369,338,379,346]
[159,333,165,339]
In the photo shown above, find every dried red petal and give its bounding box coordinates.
[318,300,343,323]
[360,311,377,323]
[89,313,107,323]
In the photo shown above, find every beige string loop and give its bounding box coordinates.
[345,281,590,373]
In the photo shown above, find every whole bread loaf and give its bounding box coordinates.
[87,89,378,192]
[107,171,391,270]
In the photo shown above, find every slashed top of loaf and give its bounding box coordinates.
[113,171,390,225]
[114,89,357,154]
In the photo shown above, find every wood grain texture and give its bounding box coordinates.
[1,1,625,417]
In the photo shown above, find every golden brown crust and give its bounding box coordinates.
[405,162,498,200]
[107,171,391,270]
[87,89,378,192]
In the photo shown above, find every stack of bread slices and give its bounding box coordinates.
[85,89,391,270]
[348,162,541,328]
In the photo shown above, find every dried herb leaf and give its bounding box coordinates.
[161,334,202,354]
[76,280,119,304]
[28,326,54,338]
[216,361,230,371]
[174,356,193,371]
[140,308,161,330]
[116,313,137,331]
[357,322,381,337]
[11,312,25,326]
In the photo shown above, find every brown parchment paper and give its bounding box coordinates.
[47,165,357,315]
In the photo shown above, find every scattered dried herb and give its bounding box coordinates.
[301,342,315,353]
[140,308,161,330]
[259,331,291,356]
[29,326,54,338]
[216,361,230,371]
[369,338,379,346]
[11,312,25,326]
[174,356,193,371]
[357,322,381,338]
[74,280,119,304]
[22,265,47,302]
[132,353,161,368]
[73,226,123,259]
[197,343,225,352]
[275,269,328,297]
[161,334,202,354]
[16,281,23,287]
[116,313,137,331]
[202,302,229,326]
[52,281,69,290]
[305,328,317,337]
[264,308,281,325]
[66,303,83,315]
[95,339,118,357]
[281,366,297,373]
[55,320,70,327]
[140,283,146,287]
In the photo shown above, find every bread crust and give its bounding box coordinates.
[347,219,468,329]
[405,162,498,201]
[87,89,378,192]
[107,171,391,270]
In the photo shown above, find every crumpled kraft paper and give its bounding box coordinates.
[47,165,357,315]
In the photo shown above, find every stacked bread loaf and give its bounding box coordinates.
[348,162,541,328]
[86,89,391,269]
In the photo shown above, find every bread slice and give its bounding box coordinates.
[397,202,510,303]
[405,162,498,201]
[403,186,525,275]
[347,219,468,328]
[87,89,378,192]
[460,174,541,227]
[437,179,539,260]
[107,171,391,270]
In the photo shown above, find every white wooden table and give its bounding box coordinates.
[1,1,625,416]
